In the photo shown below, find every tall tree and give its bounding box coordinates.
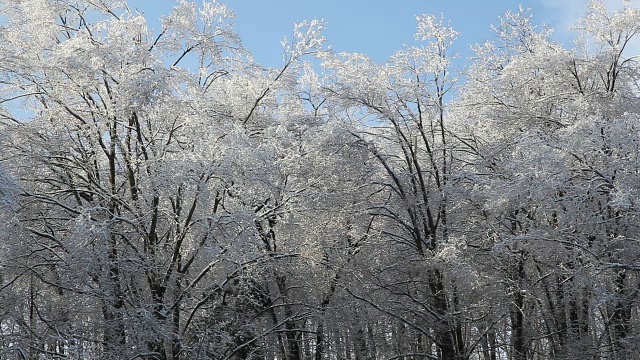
[322,14,479,360]
[458,2,640,359]
[0,1,327,359]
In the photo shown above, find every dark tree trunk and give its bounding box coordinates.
[102,235,126,359]
[172,276,182,360]
[611,270,632,357]
[276,274,301,360]
[510,254,526,360]
[429,268,460,360]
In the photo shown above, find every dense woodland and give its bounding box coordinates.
[1,1,640,359]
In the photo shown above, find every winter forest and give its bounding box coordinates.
[2,0,640,359]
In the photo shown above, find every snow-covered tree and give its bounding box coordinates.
[0,1,330,359]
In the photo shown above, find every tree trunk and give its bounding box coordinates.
[171,276,182,360]
[429,268,460,360]
[610,270,632,358]
[102,235,126,359]
[147,281,167,359]
[315,321,325,360]
[276,273,301,360]
[510,254,526,360]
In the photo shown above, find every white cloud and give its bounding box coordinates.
[537,0,585,34]
[537,0,640,56]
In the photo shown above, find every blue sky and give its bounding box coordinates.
[132,0,639,69]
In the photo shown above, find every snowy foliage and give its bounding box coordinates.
[1,1,640,359]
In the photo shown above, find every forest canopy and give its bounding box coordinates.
[1,1,640,359]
